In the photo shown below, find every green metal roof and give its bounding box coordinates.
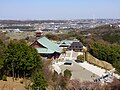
[36,48,54,54]
[37,36,62,53]
[58,39,79,46]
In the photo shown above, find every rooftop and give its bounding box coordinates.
[37,36,62,53]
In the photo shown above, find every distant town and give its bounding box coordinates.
[0,19,120,33]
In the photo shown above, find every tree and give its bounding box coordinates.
[59,77,67,89]
[64,69,72,79]
[0,40,5,79]
[32,72,47,90]
[89,42,120,73]
[4,40,41,78]
[113,60,120,73]
[0,39,48,88]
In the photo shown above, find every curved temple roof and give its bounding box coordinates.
[37,36,62,53]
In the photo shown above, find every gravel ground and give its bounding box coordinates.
[59,62,100,82]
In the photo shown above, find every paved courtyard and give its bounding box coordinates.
[59,50,83,60]
[59,62,100,82]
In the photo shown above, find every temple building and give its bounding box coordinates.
[31,36,62,59]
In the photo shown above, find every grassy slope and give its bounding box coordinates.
[88,53,113,70]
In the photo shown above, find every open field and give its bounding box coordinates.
[6,32,35,40]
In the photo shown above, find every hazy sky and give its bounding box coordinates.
[0,0,120,20]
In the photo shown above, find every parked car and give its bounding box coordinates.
[75,60,84,63]
[64,60,73,65]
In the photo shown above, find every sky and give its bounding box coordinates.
[0,0,120,20]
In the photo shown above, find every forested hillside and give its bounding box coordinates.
[0,33,47,89]
[81,25,120,73]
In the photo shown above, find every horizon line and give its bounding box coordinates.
[0,18,120,21]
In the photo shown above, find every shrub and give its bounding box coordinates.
[77,55,84,61]
[32,72,47,90]
[59,77,67,89]
[2,75,7,81]
[64,69,72,79]
[20,80,23,84]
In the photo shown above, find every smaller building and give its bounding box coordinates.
[67,42,83,51]
[35,30,43,39]
[58,39,79,49]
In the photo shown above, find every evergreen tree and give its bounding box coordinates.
[32,72,47,90]
[4,40,41,78]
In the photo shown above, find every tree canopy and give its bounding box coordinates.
[32,72,47,90]
[0,40,5,79]
[0,39,47,89]
[89,42,120,73]
[4,40,41,77]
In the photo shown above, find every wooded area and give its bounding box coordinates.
[0,39,47,89]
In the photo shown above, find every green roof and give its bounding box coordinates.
[37,36,62,53]
[58,39,79,46]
